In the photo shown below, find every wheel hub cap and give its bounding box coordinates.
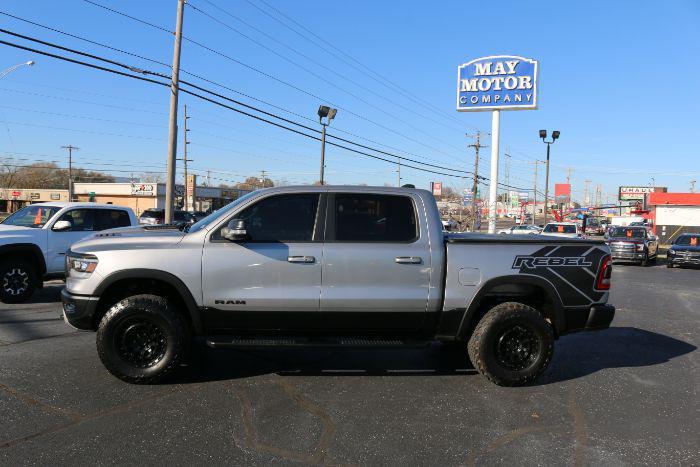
[3,268,29,296]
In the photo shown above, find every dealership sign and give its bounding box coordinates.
[618,186,667,201]
[431,181,443,197]
[456,55,539,111]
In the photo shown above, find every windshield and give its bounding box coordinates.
[2,205,62,228]
[140,210,163,219]
[675,235,699,246]
[543,224,576,234]
[186,191,257,234]
[610,227,645,238]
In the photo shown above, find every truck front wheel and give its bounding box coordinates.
[0,259,37,303]
[467,302,554,387]
[96,294,189,384]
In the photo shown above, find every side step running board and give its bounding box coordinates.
[205,336,427,349]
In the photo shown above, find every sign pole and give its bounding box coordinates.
[488,110,500,233]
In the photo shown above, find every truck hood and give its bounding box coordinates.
[670,245,700,252]
[607,237,644,243]
[70,225,187,253]
[0,224,43,244]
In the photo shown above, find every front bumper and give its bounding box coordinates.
[561,304,615,335]
[668,253,700,265]
[61,288,99,331]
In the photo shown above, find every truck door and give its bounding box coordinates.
[201,192,324,332]
[319,192,431,331]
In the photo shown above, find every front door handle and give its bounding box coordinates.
[395,256,422,264]
[288,255,315,263]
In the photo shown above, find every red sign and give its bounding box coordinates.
[11,191,21,197]
[431,181,443,197]
[554,183,570,197]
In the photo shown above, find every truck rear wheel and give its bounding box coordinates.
[0,259,37,304]
[96,294,189,384]
[467,302,554,387]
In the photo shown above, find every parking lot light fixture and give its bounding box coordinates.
[0,60,36,80]
[539,129,560,225]
[317,105,337,185]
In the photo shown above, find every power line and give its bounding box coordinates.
[246,0,475,131]
[189,0,467,134]
[0,36,532,191]
[1,8,475,166]
[79,0,471,162]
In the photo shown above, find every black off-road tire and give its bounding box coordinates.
[0,258,37,304]
[467,302,554,387]
[96,294,189,384]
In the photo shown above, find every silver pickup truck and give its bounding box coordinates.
[61,186,614,386]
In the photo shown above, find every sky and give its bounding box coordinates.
[1,0,699,204]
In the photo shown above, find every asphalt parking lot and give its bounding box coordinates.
[1,263,698,465]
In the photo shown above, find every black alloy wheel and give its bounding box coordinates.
[115,319,168,369]
[494,324,540,372]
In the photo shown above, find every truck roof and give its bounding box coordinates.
[28,202,132,210]
[249,185,431,196]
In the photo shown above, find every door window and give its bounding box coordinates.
[333,194,417,242]
[94,210,132,230]
[215,193,320,242]
[56,209,95,232]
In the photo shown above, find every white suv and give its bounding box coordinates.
[0,202,137,302]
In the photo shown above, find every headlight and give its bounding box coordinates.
[668,249,675,256]
[635,243,645,251]
[66,253,98,274]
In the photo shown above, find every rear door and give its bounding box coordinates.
[319,192,431,331]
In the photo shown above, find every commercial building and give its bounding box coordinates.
[645,192,700,244]
[1,182,251,216]
[74,182,250,216]
[0,188,69,213]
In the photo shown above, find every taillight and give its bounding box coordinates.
[595,255,612,290]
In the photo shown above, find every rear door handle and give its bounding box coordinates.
[395,256,422,264]
[288,255,315,263]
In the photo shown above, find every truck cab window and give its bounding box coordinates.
[334,194,417,242]
[217,193,320,242]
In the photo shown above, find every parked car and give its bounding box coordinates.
[62,186,614,387]
[605,226,658,266]
[0,203,138,302]
[497,224,541,235]
[540,222,582,239]
[139,209,194,228]
[666,233,700,268]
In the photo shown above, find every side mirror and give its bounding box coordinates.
[221,219,248,242]
[52,220,72,232]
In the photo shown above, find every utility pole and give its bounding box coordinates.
[504,151,511,217]
[584,179,592,207]
[467,132,488,231]
[566,167,573,208]
[61,145,79,201]
[595,184,602,207]
[396,158,401,187]
[164,0,186,224]
[531,161,542,225]
[177,105,192,212]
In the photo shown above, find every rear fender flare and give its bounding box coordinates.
[456,274,566,339]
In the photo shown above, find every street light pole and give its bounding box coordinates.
[319,122,327,185]
[0,60,35,80]
[539,130,560,225]
[317,105,337,185]
[164,0,185,224]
